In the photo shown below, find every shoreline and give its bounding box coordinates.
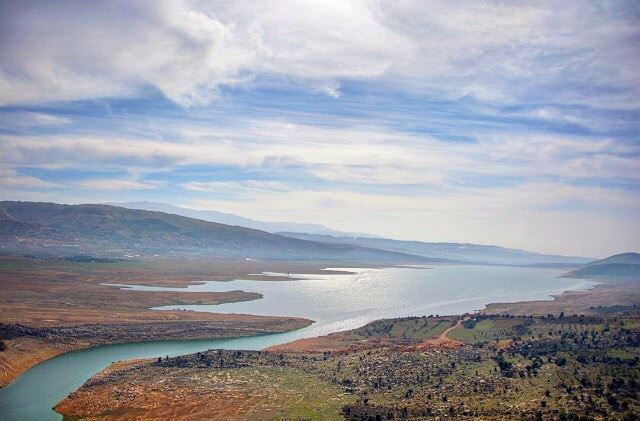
[0,316,314,389]
[0,262,607,389]
[482,278,638,316]
[0,256,345,388]
[0,273,603,389]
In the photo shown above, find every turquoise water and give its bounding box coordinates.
[0,265,594,420]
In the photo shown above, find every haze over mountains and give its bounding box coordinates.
[108,201,374,238]
[0,201,597,267]
[110,202,589,266]
[278,232,591,267]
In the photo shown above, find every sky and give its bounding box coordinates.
[1,0,639,257]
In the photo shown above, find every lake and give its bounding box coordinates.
[0,264,594,420]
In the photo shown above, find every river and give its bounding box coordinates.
[0,265,594,420]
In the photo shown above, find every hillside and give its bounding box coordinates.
[0,201,422,263]
[584,252,640,266]
[109,201,374,237]
[277,232,590,266]
[565,252,640,279]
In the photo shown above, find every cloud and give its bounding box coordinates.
[74,178,163,190]
[0,111,72,130]
[0,168,55,189]
[2,120,637,186]
[1,1,638,107]
[307,165,446,185]
[23,112,71,126]
[183,180,290,192]
[18,112,71,126]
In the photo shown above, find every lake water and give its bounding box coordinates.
[0,265,594,420]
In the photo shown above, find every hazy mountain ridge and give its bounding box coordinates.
[277,232,590,266]
[105,203,591,266]
[0,201,423,263]
[584,252,640,266]
[108,201,376,238]
[0,201,599,266]
[564,252,640,279]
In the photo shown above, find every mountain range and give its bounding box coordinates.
[0,201,422,262]
[0,200,601,267]
[277,232,590,266]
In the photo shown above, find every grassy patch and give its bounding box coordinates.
[259,367,353,420]
[448,318,523,343]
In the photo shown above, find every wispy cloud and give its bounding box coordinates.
[74,178,164,191]
[2,121,637,183]
[183,180,290,193]
[0,168,55,189]
[0,112,72,132]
